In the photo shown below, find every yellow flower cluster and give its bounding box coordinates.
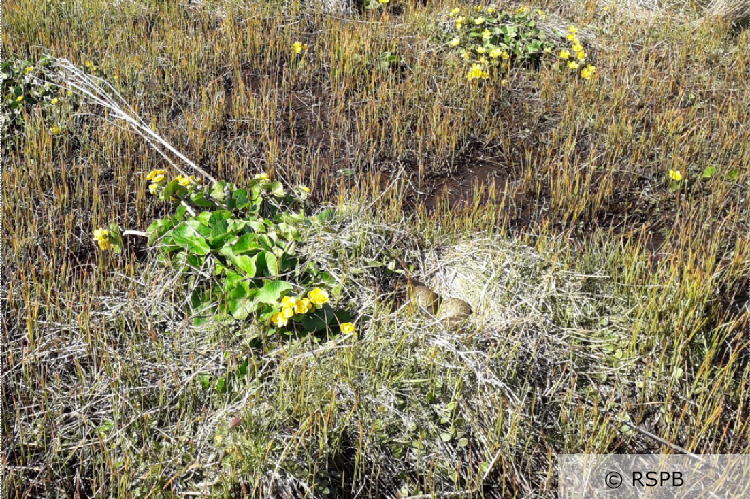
[270,288,330,328]
[93,228,112,250]
[176,174,199,187]
[449,5,550,82]
[467,63,489,81]
[490,48,509,60]
[580,64,596,79]
[146,169,167,195]
[254,172,270,180]
[561,26,596,79]
[292,41,308,54]
[561,26,586,61]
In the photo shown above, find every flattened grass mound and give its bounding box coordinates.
[202,209,637,497]
[704,0,750,26]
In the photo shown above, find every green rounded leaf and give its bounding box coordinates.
[256,280,292,305]
[264,252,279,276]
[172,223,210,255]
[232,233,260,254]
[231,254,258,277]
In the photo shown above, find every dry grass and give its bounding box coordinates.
[3,0,749,497]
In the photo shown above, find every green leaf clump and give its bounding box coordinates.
[1,56,78,150]
[145,174,348,337]
[445,5,555,72]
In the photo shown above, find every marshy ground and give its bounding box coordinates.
[2,0,749,497]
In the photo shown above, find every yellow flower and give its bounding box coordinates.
[581,64,597,79]
[292,41,307,54]
[50,125,61,135]
[536,9,544,16]
[93,229,112,250]
[299,185,310,193]
[16,95,24,102]
[148,183,160,195]
[146,169,167,181]
[281,296,298,308]
[450,7,460,15]
[567,33,578,42]
[569,26,578,33]
[501,78,508,85]
[517,6,526,13]
[543,47,552,54]
[486,6,495,14]
[490,48,503,58]
[176,174,196,186]
[340,322,355,334]
[294,298,312,314]
[271,312,288,328]
[482,29,491,40]
[281,306,295,319]
[475,5,482,10]
[474,16,485,24]
[467,63,489,81]
[379,0,389,4]
[479,56,488,64]
[455,16,465,23]
[461,50,470,60]
[254,172,270,180]
[449,37,460,46]
[669,169,683,181]
[476,46,486,54]
[51,98,58,104]
[572,43,583,53]
[308,287,329,307]
[576,50,586,60]
[568,61,579,69]
[559,50,570,60]
[501,51,509,60]
[25,66,34,73]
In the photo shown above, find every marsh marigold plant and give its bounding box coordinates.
[445,5,555,81]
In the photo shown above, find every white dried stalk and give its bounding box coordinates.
[49,58,216,183]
